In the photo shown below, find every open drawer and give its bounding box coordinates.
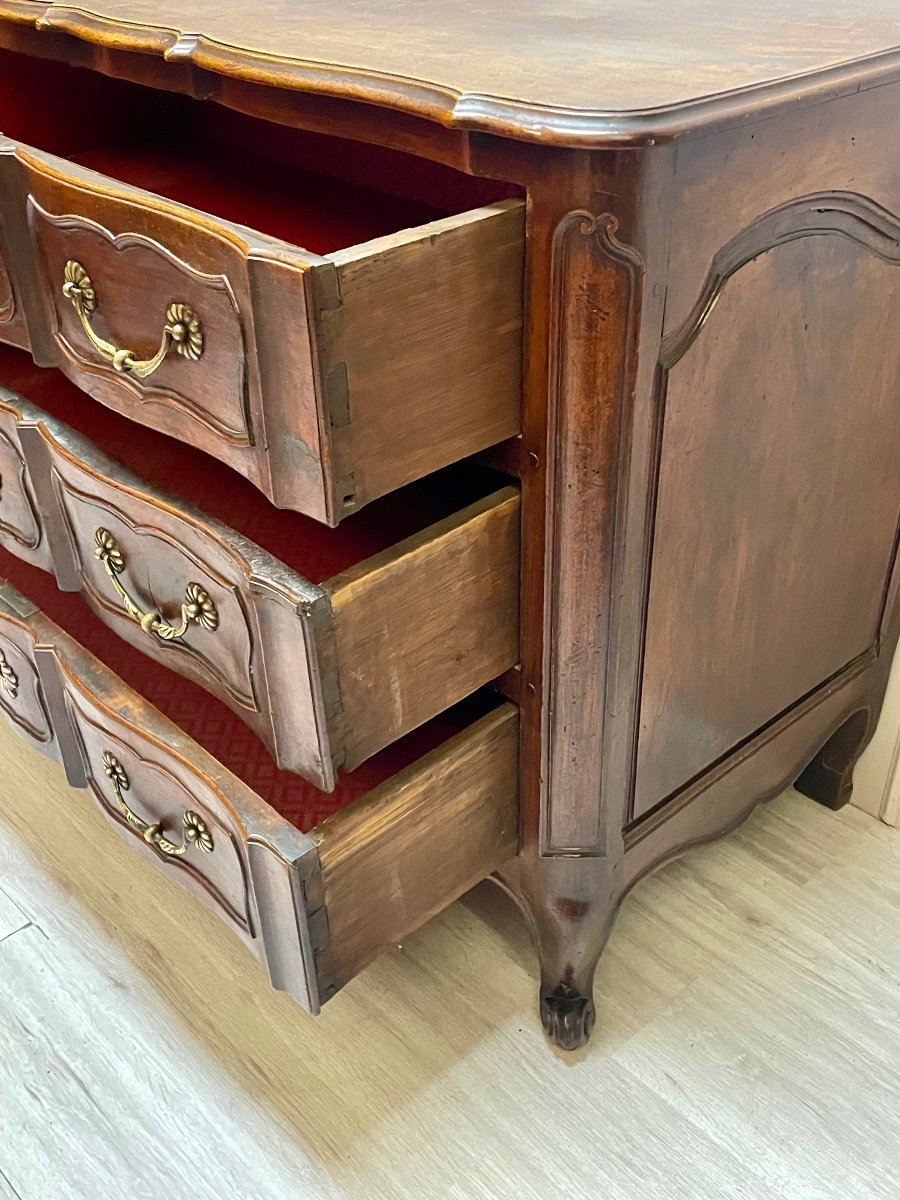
[0,351,520,790]
[0,128,523,524]
[0,572,519,1012]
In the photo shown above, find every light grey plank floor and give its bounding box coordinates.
[0,717,898,1200]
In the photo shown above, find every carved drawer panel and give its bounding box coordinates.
[0,233,29,351]
[0,575,518,1014]
[0,581,58,759]
[0,137,523,525]
[0,393,50,569]
[0,380,520,790]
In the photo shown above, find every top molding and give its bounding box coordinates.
[3,1,900,148]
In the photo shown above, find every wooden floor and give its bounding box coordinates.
[2,719,900,1199]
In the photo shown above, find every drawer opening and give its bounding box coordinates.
[0,343,515,585]
[0,47,521,251]
[0,547,505,833]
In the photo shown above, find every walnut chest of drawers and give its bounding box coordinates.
[0,0,899,1052]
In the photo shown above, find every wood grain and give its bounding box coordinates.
[4,0,900,145]
[635,204,900,817]
[314,704,519,990]
[324,201,524,516]
[328,488,520,770]
[0,382,520,788]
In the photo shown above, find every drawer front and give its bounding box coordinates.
[21,410,335,788]
[2,140,316,510]
[6,388,520,790]
[2,575,519,1016]
[0,397,48,568]
[26,594,322,1011]
[0,581,58,758]
[0,139,523,524]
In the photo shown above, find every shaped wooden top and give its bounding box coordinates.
[3,0,900,146]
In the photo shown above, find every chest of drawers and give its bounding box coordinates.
[0,0,899,1054]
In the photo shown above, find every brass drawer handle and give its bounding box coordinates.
[0,649,18,699]
[102,751,214,856]
[94,528,219,642]
[62,260,204,378]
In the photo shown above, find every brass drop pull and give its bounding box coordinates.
[62,260,204,378]
[102,752,214,857]
[0,649,18,700]
[94,528,219,642]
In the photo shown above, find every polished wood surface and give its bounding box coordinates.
[3,0,900,146]
[636,206,900,818]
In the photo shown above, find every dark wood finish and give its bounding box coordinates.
[0,136,523,523]
[2,3,900,1054]
[0,382,520,788]
[0,394,49,568]
[3,0,900,147]
[0,579,58,756]
[0,574,520,1014]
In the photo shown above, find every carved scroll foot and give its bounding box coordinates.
[794,708,872,811]
[540,985,596,1051]
[496,851,621,1052]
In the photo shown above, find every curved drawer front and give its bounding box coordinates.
[0,385,520,789]
[0,397,48,568]
[0,575,519,1016]
[0,138,523,524]
[0,581,58,757]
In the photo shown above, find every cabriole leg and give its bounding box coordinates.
[794,707,872,810]
[496,853,621,1051]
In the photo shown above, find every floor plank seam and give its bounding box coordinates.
[0,1166,24,1200]
[0,921,34,947]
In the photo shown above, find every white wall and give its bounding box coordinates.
[854,649,900,825]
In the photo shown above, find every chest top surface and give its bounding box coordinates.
[2,0,900,145]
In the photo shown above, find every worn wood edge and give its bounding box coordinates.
[325,197,525,269]
[313,703,520,990]
[6,4,900,147]
[245,839,322,1013]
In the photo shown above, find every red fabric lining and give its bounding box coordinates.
[0,347,503,584]
[74,143,447,255]
[1,550,495,831]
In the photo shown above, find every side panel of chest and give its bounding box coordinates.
[633,84,900,819]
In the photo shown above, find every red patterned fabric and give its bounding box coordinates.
[1,550,492,831]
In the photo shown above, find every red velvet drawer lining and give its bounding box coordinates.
[73,143,447,256]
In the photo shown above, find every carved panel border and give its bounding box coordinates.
[630,189,900,822]
[28,198,254,446]
[543,210,644,855]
